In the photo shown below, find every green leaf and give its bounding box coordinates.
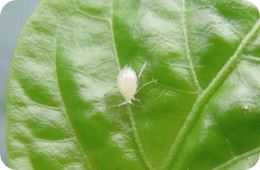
[6,0,260,169]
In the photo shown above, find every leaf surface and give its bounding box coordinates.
[6,0,260,169]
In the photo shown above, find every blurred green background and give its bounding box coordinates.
[0,0,41,166]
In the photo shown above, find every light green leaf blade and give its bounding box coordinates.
[6,0,260,169]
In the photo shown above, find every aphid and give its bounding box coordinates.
[242,105,249,112]
[116,63,157,107]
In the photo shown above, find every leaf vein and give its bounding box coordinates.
[109,1,152,169]
[72,0,108,22]
[126,105,153,170]
[242,54,260,63]
[212,146,260,170]
[109,0,121,71]
[54,38,92,169]
[181,0,202,93]
[162,18,260,169]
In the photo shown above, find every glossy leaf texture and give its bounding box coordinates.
[5,0,260,169]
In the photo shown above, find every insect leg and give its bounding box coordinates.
[132,97,141,102]
[109,101,128,108]
[136,79,158,94]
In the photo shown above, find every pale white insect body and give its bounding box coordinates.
[116,63,157,107]
[117,66,137,104]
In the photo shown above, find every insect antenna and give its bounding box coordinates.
[137,62,147,87]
